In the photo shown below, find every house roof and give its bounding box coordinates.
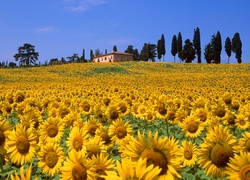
[93,51,133,58]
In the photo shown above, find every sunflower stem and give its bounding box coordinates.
[166,119,169,136]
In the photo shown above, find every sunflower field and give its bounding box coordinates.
[0,62,250,180]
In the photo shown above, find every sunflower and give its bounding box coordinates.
[37,143,65,177]
[211,100,229,118]
[91,152,116,180]
[180,115,204,139]
[105,104,120,123]
[61,150,96,180]
[180,140,197,167]
[63,110,83,129]
[108,118,133,146]
[93,103,107,125]
[10,164,35,180]
[66,126,89,152]
[102,157,161,180]
[0,117,12,155]
[155,102,168,119]
[235,114,249,130]
[136,104,148,119]
[13,90,25,104]
[6,124,38,165]
[238,132,250,153]
[39,116,65,144]
[95,125,113,150]
[225,151,250,180]
[174,107,189,125]
[198,125,238,179]
[192,107,211,126]
[83,117,100,137]
[123,131,182,179]
[116,99,130,117]
[79,99,93,117]
[85,136,107,158]
[166,105,178,124]
[221,111,236,128]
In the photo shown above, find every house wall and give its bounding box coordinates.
[93,53,133,62]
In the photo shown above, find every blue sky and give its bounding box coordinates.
[0,0,249,64]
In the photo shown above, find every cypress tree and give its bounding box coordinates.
[193,27,201,63]
[212,31,222,63]
[179,39,195,63]
[171,35,178,63]
[204,43,213,63]
[113,45,117,52]
[139,43,149,61]
[90,49,94,61]
[225,37,231,64]
[160,34,166,61]
[232,32,242,63]
[177,32,183,62]
[157,39,162,61]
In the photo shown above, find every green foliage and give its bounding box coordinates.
[91,66,129,75]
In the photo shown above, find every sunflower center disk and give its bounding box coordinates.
[198,113,207,122]
[16,135,30,154]
[210,142,234,168]
[0,130,5,145]
[83,103,90,112]
[158,104,167,116]
[72,164,87,180]
[184,148,193,160]
[110,110,119,120]
[120,106,127,113]
[240,165,250,180]
[47,125,58,137]
[115,126,127,139]
[187,122,198,133]
[216,108,226,118]
[140,148,168,175]
[87,144,100,157]
[45,151,58,168]
[88,124,97,136]
[73,136,83,151]
[100,132,111,144]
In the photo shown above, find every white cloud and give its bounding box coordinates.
[36,26,54,33]
[64,0,106,12]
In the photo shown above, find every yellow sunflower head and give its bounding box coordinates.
[0,117,12,155]
[6,123,38,165]
[198,125,238,178]
[180,115,204,138]
[238,132,250,153]
[180,140,197,167]
[235,114,249,130]
[226,151,250,180]
[37,143,65,177]
[39,116,65,144]
[61,150,96,180]
[66,126,89,152]
[86,136,107,158]
[84,117,100,137]
[108,118,133,145]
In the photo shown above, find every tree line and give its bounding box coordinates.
[1,27,243,68]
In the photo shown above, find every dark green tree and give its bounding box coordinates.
[225,37,232,64]
[67,53,79,63]
[204,43,213,63]
[160,34,166,61]
[105,49,107,54]
[211,31,222,63]
[95,49,102,56]
[157,39,162,61]
[90,50,94,61]
[139,43,149,61]
[177,32,183,61]
[232,32,242,63]
[193,27,201,63]
[179,39,196,63]
[124,45,134,54]
[113,45,117,52]
[148,44,156,62]
[171,35,178,63]
[81,48,86,62]
[14,43,39,66]
[125,45,139,61]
